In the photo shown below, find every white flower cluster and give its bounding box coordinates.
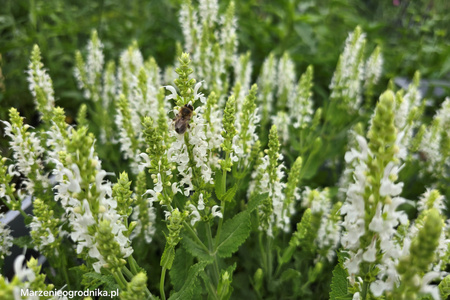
[271,112,290,145]
[341,130,411,291]
[363,46,383,89]
[179,0,237,94]
[419,97,450,174]
[301,187,341,262]
[329,27,366,110]
[411,189,449,272]
[277,53,296,104]
[52,143,132,273]
[26,47,55,116]
[249,154,288,236]
[0,213,13,259]
[166,83,214,196]
[199,0,219,27]
[290,67,314,129]
[131,199,156,244]
[257,53,277,119]
[188,193,222,226]
[2,119,47,196]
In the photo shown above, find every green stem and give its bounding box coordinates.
[128,255,139,275]
[361,279,368,300]
[258,232,267,273]
[112,271,127,290]
[215,154,229,247]
[183,221,210,253]
[122,266,134,280]
[266,236,273,283]
[206,223,220,286]
[160,266,167,300]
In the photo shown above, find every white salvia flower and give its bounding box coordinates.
[417,188,445,213]
[277,52,296,104]
[179,1,195,53]
[305,187,342,262]
[379,162,404,197]
[362,238,377,262]
[0,213,13,259]
[233,53,253,121]
[272,162,287,231]
[257,53,277,119]
[420,271,442,300]
[329,27,366,110]
[85,36,104,100]
[301,187,330,214]
[163,66,178,86]
[2,120,48,195]
[199,0,219,28]
[188,107,214,184]
[102,61,117,113]
[341,162,368,251]
[219,2,237,61]
[211,205,223,218]
[352,292,361,300]
[316,208,342,262]
[27,46,55,116]
[271,112,290,145]
[345,249,364,279]
[419,97,450,174]
[167,132,193,196]
[364,46,383,89]
[13,254,36,282]
[130,193,157,244]
[290,66,314,129]
[249,153,288,234]
[198,193,205,210]
[188,204,201,226]
[52,141,132,273]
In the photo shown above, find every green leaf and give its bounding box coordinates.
[222,184,238,202]
[215,210,252,258]
[161,244,176,270]
[181,232,213,262]
[329,259,350,300]
[279,268,301,283]
[12,235,34,248]
[169,261,209,300]
[214,193,267,258]
[215,171,225,200]
[81,272,118,292]
[247,192,269,213]
[169,247,193,291]
[439,274,450,300]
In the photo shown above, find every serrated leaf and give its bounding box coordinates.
[170,247,193,291]
[215,210,251,258]
[215,171,225,200]
[181,232,213,262]
[13,235,34,248]
[161,244,176,270]
[81,272,118,292]
[329,261,349,300]
[222,184,237,202]
[247,193,269,213]
[169,261,209,300]
[439,274,450,300]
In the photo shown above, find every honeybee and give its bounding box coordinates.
[174,104,194,134]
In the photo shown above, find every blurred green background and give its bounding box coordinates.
[1,0,449,151]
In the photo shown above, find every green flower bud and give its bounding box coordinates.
[120,272,148,300]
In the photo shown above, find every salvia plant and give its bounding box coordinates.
[1,1,449,300]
